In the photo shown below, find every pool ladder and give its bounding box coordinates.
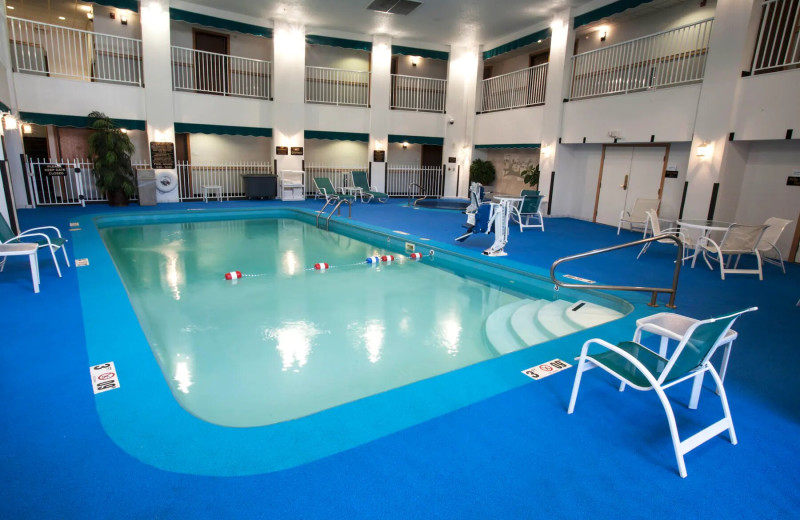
[316,198,352,230]
[407,183,427,207]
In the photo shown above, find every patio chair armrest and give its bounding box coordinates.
[21,226,63,238]
[697,235,720,252]
[10,231,54,247]
[634,322,688,342]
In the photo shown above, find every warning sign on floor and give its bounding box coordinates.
[90,362,120,394]
[76,258,90,267]
[521,359,572,380]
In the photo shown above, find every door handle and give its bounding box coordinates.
[620,174,628,190]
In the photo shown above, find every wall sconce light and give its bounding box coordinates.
[4,116,17,130]
[696,142,711,157]
[411,56,420,67]
[121,14,128,25]
[22,124,32,134]
[600,30,607,42]
[402,142,409,149]
[87,12,94,20]
[120,128,128,134]
[374,140,382,150]
[540,144,552,157]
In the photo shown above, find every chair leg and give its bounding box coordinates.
[48,246,62,277]
[708,366,738,446]
[567,351,592,414]
[755,251,763,280]
[653,385,688,478]
[61,246,70,267]
[637,242,650,259]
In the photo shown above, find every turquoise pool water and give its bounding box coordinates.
[101,217,538,427]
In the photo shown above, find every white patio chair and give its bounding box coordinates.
[618,198,660,235]
[636,209,694,264]
[748,217,792,274]
[695,223,769,280]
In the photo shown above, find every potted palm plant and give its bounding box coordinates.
[521,163,540,189]
[469,158,496,186]
[87,111,136,206]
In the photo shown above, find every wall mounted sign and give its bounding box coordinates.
[373,150,385,162]
[290,146,304,156]
[42,164,67,176]
[665,169,678,179]
[276,146,288,155]
[448,157,457,163]
[149,142,175,169]
[788,177,800,186]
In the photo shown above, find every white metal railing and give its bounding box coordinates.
[304,164,368,196]
[171,46,272,99]
[176,161,273,200]
[570,18,714,100]
[305,66,370,106]
[752,0,800,74]
[26,158,150,206]
[480,63,548,112]
[386,165,444,197]
[8,16,143,86]
[391,74,447,112]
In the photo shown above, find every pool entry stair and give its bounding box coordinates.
[485,300,623,354]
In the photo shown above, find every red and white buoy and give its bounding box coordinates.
[224,271,242,280]
[314,262,329,270]
[410,252,422,260]
[381,255,394,263]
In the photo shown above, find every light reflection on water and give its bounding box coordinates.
[264,321,324,372]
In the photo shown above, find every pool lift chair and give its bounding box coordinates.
[313,177,353,230]
[456,182,510,256]
[351,170,388,203]
[568,307,757,478]
[0,214,70,277]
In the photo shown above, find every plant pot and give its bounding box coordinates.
[109,190,130,207]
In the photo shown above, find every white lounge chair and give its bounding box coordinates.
[752,217,792,274]
[695,223,769,280]
[618,198,660,236]
[637,209,694,264]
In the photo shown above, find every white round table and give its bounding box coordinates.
[677,219,731,266]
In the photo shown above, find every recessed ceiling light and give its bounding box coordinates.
[58,16,66,20]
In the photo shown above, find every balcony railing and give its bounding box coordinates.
[569,18,713,100]
[171,46,272,99]
[305,66,370,106]
[8,16,143,86]
[391,74,447,112]
[386,165,444,197]
[480,63,548,112]
[752,0,800,74]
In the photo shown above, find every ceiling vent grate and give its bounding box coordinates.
[366,0,422,15]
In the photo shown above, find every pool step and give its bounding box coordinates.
[485,300,531,355]
[563,301,624,329]
[509,300,554,346]
[536,300,583,337]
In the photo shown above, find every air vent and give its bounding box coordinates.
[367,0,422,15]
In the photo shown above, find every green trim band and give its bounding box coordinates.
[574,0,656,28]
[174,122,272,137]
[0,101,11,113]
[306,35,371,52]
[388,134,444,146]
[304,130,369,142]
[391,45,449,61]
[19,112,146,130]
[81,0,139,13]
[169,8,272,38]
[483,28,551,60]
[475,143,541,149]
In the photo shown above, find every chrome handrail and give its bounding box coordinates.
[408,182,426,206]
[550,234,683,308]
[324,198,352,230]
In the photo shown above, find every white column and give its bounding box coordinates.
[368,35,392,192]
[272,21,306,173]
[0,2,28,209]
[140,0,178,202]
[539,9,574,215]
[444,44,480,198]
[683,0,762,220]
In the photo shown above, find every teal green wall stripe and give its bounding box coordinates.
[482,28,551,60]
[304,130,369,142]
[388,134,444,146]
[19,112,146,130]
[0,101,11,113]
[81,0,139,13]
[174,122,272,137]
[475,143,540,149]
[306,35,371,52]
[574,0,656,28]
[169,8,272,38]
[391,45,449,61]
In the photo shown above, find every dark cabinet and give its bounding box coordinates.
[242,175,277,199]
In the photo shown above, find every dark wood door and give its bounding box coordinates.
[421,144,442,167]
[194,30,229,94]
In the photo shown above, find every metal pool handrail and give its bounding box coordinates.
[408,182,426,206]
[550,234,683,308]
[316,197,352,230]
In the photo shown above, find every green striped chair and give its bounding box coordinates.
[351,171,388,203]
[514,189,544,232]
[567,307,757,478]
[313,177,354,204]
[0,215,69,277]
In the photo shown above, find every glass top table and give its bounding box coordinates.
[676,219,732,232]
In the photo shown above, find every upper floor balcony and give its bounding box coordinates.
[305,65,371,107]
[391,74,447,113]
[479,63,548,113]
[171,46,272,99]
[750,0,800,75]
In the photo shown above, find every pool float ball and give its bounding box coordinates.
[381,255,394,263]
[365,256,380,264]
[410,252,422,260]
[314,262,329,270]
[225,271,242,280]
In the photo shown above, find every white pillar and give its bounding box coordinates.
[0,2,28,209]
[272,21,306,173]
[444,44,480,198]
[539,9,574,215]
[368,35,392,192]
[140,0,178,202]
[683,0,762,220]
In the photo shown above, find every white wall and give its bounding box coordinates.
[173,91,272,129]
[170,20,272,60]
[732,69,800,141]
[92,5,143,39]
[734,140,800,259]
[305,45,370,71]
[394,55,448,79]
[387,142,421,165]
[474,106,544,145]
[555,144,604,219]
[304,139,367,166]
[188,134,271,163]
[388,110,445,139]
[305,104,369,133]
[660,142,690,221]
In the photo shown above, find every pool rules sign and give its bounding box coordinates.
[521,359,572,380]
[90,362,120,394]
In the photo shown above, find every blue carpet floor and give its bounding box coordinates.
[1,199,798,519]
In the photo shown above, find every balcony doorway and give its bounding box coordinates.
[193,29,228,94]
